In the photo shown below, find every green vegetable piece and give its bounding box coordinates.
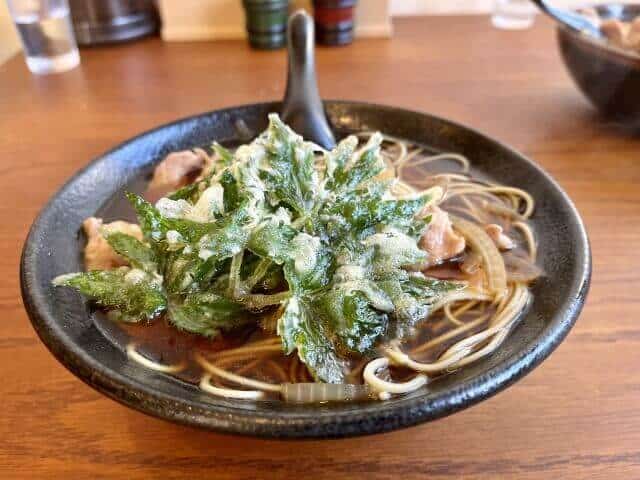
[322,186,431,241]
[168,182,200,202]
[53,116,467,385]
[53,270,166,322]
[212,142,234,168]
[161,204,251,293]
[128,190,251,293]
[247,211,297,264]
[219,170,241,212]
[126,192,212,243]
[364,228,428,279]
[168,293,248,337]
[325,135,358,179]
[329,133,385,191]
[104,232,157,272]
[168,169,216,203]
[197,204,252,262]
[317,289,389,354]
[163,250,219,294]
[277,298,347,383]
[260,114,319,216]
[167,144,233,203]
[380,274,462,338]
[283,233,334,293]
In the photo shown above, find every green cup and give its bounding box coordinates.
[242,0,290,50]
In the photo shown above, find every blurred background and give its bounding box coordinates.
[0,0,614,65]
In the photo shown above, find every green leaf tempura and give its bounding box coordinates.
[168,293,248,337]
[277,298,347,383]
[53,269,166,322]
[53,113,463,383]
[104,232,157,272]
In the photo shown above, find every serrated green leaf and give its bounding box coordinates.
[167,181,200,202]
[277,298,347,383]
[126,192,212,243]
[55,116,467,385]
[247,210,296,264]
[325,135,358,179]
[53,269,166,322]
[219,169,241,212]
[380,274,462,338]
[259,114,319,216]
[283,233,334,293]
[168,292,249,337]
[212,142,234,168]
[167,170,215,203]
[104,232,157,272]
[328,133,384,191]
[163,249,219,294]
[364,228,428,279]
[197,204,252,262]
[315,289,389,354]
[321,187,431,242]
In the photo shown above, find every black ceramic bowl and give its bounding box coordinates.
[21,101,591,438]
[557,4,640,126]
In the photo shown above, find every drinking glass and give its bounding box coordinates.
[6,0,80,74]
[492,0,537,30]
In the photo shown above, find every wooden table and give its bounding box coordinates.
[1,16,638,479]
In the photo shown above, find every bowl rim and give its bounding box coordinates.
[557,3,640,64]
[20,100,592,438]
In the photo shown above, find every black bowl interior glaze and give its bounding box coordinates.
[557,3,640,125]
[20,102,591,438]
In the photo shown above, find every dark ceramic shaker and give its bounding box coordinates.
[313,0,357,46]
[242,0,290,49]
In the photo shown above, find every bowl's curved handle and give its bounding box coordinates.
[530,0,601,37]
[281,10,336,149]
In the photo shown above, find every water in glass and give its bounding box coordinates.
[10,0,79,74]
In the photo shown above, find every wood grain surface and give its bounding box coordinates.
[1,16,639,479]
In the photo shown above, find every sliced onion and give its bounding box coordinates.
[503,252,543,283]
[451,216,507,295]
[281,383,372,403]
[460,250,482,275]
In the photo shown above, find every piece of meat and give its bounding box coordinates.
[148,150,206,195]
[425,262,485,290]
[83,217,143,271]
[484,223,515,251]
[460,250,482,275]
[626,17,640,51]
[465,268,486,291]
[194,148,217,181]
[600,19,630,48]
[419,206,466,266]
